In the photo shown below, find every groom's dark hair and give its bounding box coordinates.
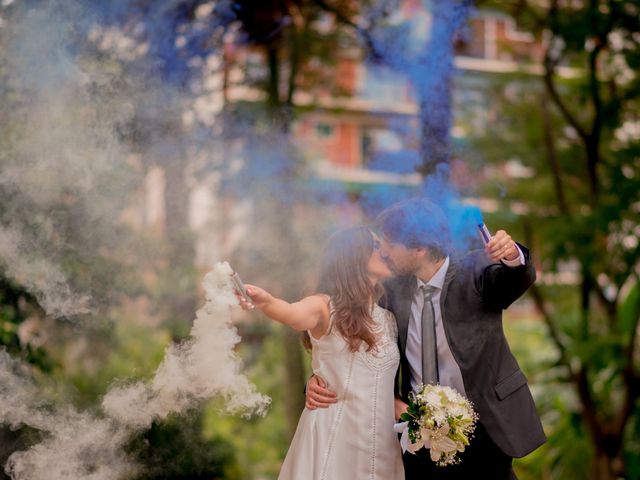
[376,198,452,260]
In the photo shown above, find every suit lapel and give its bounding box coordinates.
[439,257,459,355]
[441,258,458,304]
[395,275,417,354]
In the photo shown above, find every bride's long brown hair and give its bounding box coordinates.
[303,226,384,352]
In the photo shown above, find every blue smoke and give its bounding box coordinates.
[355,0,478,252]
[4,0,485,253]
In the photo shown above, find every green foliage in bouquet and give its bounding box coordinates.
[400,394,427,445]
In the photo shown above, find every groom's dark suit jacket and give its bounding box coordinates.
[383,245,546,459]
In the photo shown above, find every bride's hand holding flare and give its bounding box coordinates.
[236,284,270,310]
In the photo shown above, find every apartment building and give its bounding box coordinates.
[289,5,544,194]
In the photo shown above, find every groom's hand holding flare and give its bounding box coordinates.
[484,229,519,262]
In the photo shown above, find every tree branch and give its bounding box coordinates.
[615,367,640,440]
[523,220,573,374]
[614,270,640,438]
[310,0,387,63]
[529,282,572,371]
[582,0,611,199]
[529,271,606,445]
[592,279,618,326]
[540,91,569,214]
[543,52,590,143]
[625,272,640,377]
[575,365,606,446]
[542,1,590,144]
[285,4,305,110]
[580,266,593,340]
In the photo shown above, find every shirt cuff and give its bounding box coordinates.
[501,244,525,267]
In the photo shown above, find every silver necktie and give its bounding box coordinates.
[421,285,439,385]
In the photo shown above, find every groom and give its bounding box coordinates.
[306,198,546,479]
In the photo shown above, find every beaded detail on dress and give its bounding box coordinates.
[355,304,400,373]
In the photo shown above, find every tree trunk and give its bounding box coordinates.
[282,329,307,439]
[591,450,622,480]
[267,45,280,110]
[164,154,194,264]
[262,39,308,440]
[273,202,307,441]
[585,135,600,203]
[158,138,198,331]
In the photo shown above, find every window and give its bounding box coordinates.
[315,122,335,138]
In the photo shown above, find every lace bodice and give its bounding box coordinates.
[355,304,400,372]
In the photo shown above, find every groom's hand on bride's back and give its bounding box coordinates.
[305,375,337,409]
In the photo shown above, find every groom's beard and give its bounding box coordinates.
[384,259,410,276]
[389,261,420,277]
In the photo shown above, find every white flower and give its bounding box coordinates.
[442,386,458,401]
[421,423,458,462]
[449,404,467,418]
[424,390,442,407]
[432,409,447,426]
[402,384,478,466]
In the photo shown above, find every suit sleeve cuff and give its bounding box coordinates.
[501,244,525,267]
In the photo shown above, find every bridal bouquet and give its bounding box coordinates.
[396,384,478,467]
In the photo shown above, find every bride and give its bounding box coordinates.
[238,226,404,480]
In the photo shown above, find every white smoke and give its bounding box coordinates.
[5,412,138,480]
[0,0,139,319]
[0,350,138,480]
[102,261,271,428]
[1,262,269,479]
[0,227,91,317]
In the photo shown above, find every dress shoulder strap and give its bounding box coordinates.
[308,294,334,341]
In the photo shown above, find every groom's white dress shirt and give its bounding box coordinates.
[405,250,525,395]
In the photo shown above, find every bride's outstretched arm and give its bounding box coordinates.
[242,284,329,333]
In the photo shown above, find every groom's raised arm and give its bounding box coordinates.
[476,230,537,310]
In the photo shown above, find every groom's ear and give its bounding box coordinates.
[414,247,428,259]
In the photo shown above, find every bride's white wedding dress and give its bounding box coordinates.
[278,303,405,480]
